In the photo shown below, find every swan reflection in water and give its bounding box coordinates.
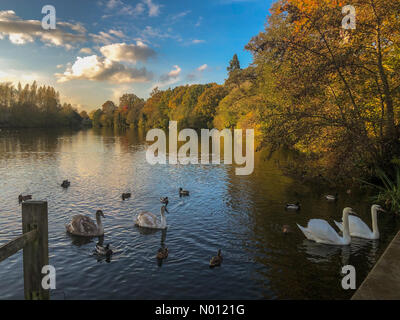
[157,229,168,267]
[67,232,94,247]
[300,236,378,266]
[300,240,351,265]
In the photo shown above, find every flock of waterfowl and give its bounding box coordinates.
[18,183,222,267]
[18,180,385,265]
[285,193,386,246]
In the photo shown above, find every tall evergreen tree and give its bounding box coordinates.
[227,54,241,74]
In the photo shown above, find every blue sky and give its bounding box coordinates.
[0,0,272,111]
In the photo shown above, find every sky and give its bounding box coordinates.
[0,0,273,111]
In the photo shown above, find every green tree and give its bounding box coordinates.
[227,54,241,74]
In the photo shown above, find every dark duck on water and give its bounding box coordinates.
[61,180,71,188]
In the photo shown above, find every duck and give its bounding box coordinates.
[135,205,169,229]
[334,204,386,240]
[122,193,131,200]
[66,210,105,237]
[325,193,338,201]
[160,197,169,205]
[18,194,32,203]
[282,225,291,234]
[179,188,189,196]
[209,249,223,267]
[285,202,301,211]
[156,247,169,260]
[61,180,70,188]
[95,242,113,257]
[297,208,356,246]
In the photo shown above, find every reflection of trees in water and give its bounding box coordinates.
[91,127,146,153]
[0,128,81,157]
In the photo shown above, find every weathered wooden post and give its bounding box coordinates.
[22,201,49,300]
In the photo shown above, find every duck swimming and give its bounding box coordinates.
[160,197,169,205]
[209,249,223,267]
[156,247,168,260]
[66,210,105,237]
[18,194,32,203]
[285,202,301,211]
[122,193,131,200]
[282,225,291,234]
[61,180,70,188]
[326,193,338,201]
[179,188,189,196]
[95,242,113,257]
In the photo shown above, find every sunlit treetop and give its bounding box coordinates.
[271,0,347,31]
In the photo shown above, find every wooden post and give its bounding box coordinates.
[22,201,49,300]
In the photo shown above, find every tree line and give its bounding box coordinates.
[0,82,90,128]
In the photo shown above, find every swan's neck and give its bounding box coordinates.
[342,212,351,242]
[96,215,104,232]
[160,210,166,228]
[371,207,379,237]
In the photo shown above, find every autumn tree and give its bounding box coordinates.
[245,0,400,179]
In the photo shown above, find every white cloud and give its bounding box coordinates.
[101,0,156,18]
[195,16,203,27]
[8,33,34,45]
[109,29,126,38]
[106,0,121,9]
[167,65,181,78]
[100,42,156,63]
[0,10,86,48]
[90,28,126,45]
[79,47,93,54]
[155,65,181,89]
[0,68,49,84]
[192,39,205,44]
[197,64,208,72]
[139,26,182,43]
[169,10,191,23]
[143,0,161,17]
[55,55,153,84]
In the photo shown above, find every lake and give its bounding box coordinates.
[0,128,399,299]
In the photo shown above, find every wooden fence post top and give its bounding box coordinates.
[22,200,48,206]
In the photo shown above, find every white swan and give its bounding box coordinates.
[66,210,105,236]
[334,204,385,240]
[297,207,355,245]
[135,205,169,229]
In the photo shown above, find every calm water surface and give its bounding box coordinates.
[0,128,399,300]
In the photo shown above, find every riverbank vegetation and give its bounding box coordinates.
[0,82,89,128]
